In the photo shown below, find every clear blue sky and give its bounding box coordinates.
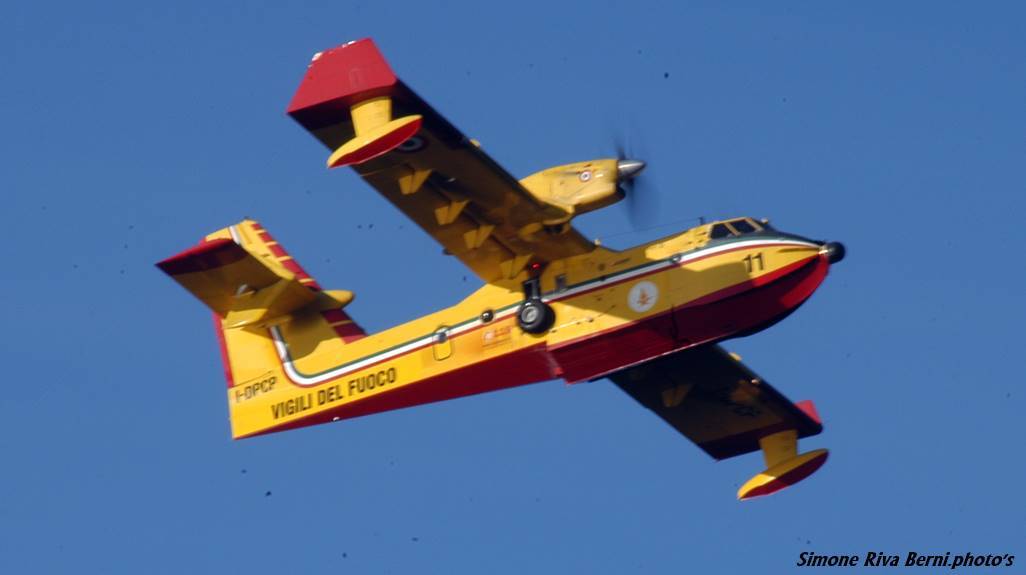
[2,2,1024,573]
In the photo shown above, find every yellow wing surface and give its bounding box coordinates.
[156,226,312,329]
[287,38,596,283]
[156,219,361,330]
[609,344,828,499]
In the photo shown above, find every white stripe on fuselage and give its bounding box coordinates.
[272,238,819,386]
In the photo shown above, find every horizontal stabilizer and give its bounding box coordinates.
[157,232,317,328]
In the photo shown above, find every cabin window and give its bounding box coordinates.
[730,219,758,234]
[710,223,734,239]
[555,274,567,292]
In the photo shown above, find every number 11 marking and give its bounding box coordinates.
[743,252,764,273]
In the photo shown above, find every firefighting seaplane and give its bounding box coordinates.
[158,38,846,499]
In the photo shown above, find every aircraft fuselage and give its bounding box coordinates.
[233,219,842,438]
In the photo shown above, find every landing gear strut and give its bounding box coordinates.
[517,277,554,334]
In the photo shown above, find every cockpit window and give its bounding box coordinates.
[710,223,733,239]
[730,219,758,234]
[710,218,766,239]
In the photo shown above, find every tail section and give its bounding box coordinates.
[157,219,366,438]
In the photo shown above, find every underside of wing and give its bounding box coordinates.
[610,344,829,499]
[287,39,596,283]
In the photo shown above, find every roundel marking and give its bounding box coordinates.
[579,170,592,182]
[396,135,426,153]
[628,280,659,313]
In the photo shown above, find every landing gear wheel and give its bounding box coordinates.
[517,299,554,334]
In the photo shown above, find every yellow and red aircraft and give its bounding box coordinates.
[158,38,846,500]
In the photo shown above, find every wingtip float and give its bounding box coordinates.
[159,38,845,500]
[288,38,424,169]
[735,399,829,500]
[738,448,830,500]
[735,424,830,500]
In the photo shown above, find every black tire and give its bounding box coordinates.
[517,299,554,334]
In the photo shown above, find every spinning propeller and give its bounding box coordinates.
[614,135,658,227]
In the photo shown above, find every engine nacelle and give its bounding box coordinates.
[519,159,623,224]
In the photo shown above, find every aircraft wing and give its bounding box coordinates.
[609,344,823,460]
[287,39,595,283]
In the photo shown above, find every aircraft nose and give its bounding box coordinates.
[821,241,846,264]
